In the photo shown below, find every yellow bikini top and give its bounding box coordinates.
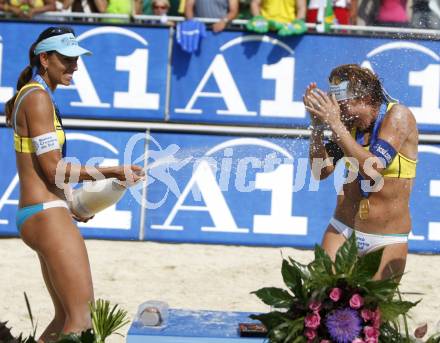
[13,83,65,155]
[346,103,417,179]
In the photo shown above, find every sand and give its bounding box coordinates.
[1,238,439,342]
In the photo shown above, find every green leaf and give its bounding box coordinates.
[288,257,310,281]
[363,278,400,301]
[281,259,305,300]
[351,248,384,282]
[305,258,336,292]
[314,244,334,275]
[79,329,95,343]
[249,312,286,330]
[56,333,82,343]
[283,317,305,342]
[334,233,358,275]
[251,287,294,308]
[379,300,421,322]
[426,333,440,343]
[89,299,129,343]
[379,322,405,343]
[304,245,336,291]
[269,321,289,342]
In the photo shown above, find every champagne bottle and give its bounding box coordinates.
[71,178,127,218]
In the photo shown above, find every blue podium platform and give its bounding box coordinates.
[126,309,266,343]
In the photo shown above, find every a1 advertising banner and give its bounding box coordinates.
[1,127,439,252]
[65,129,145,239]
[0,22,169,120]
[2,23,440,131]
[144,132,440,253]
[412,145,440,251]
[0,128,19,236]
[170,32,440,132]
[0,128,145,240]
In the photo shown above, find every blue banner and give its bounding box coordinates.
[0,128,19,236]
[411,144,440,251]
[64,129,145,239]
[0,128,145,240]
[0,22,169,120]
[170,31,440,132]
[1,126,439,252]
[144,132,440,253]
[1,23,440,132]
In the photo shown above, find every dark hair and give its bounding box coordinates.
[328,64,384,107]
[4,26,74,127]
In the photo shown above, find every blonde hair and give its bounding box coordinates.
[152,0,170,7]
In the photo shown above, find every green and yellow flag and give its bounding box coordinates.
[317,0,335,32]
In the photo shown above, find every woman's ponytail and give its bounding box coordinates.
[4,43,38,127]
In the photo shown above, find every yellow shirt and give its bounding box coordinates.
[179,0,185,14]
[10,0,44,9]
[107,0,132,15]
[261,0,296,23]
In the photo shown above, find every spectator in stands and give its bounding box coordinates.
[238,0,251,18]
[56,0,72,12]
[247,0,307,36]
[142,0,174,25]
[140,0,179,15]
[152,0,169,14]
[375,0,409,27]
[154,0,176,25]
[1,0,56,18]
[94,0,132,21]
[412,0,440,29]
[184,0,240,33]
[306,0,357,25]
[0,0,22,16]
[357,0,379,25]
[71,0,100,15]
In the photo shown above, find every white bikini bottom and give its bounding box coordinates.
[329,217,408,256]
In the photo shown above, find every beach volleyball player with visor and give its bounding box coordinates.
[4,27,144,341]
[304,64,418,280]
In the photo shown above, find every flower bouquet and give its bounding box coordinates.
[250,234,439,343]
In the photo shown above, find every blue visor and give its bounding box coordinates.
[328,81,355,101]
[34,33,91,57]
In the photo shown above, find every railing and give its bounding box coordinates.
[1,116,440,143]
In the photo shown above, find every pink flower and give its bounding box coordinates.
[352,338,365,343]
[304,328,317,340]
[329,287,342,302]
[372,309,381,328]
[365,338,378,343]
[304,312,321,329]
[364,326,380,341]
[308,300,322,313]
[349,294,364,309]
[360,309,373,322]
